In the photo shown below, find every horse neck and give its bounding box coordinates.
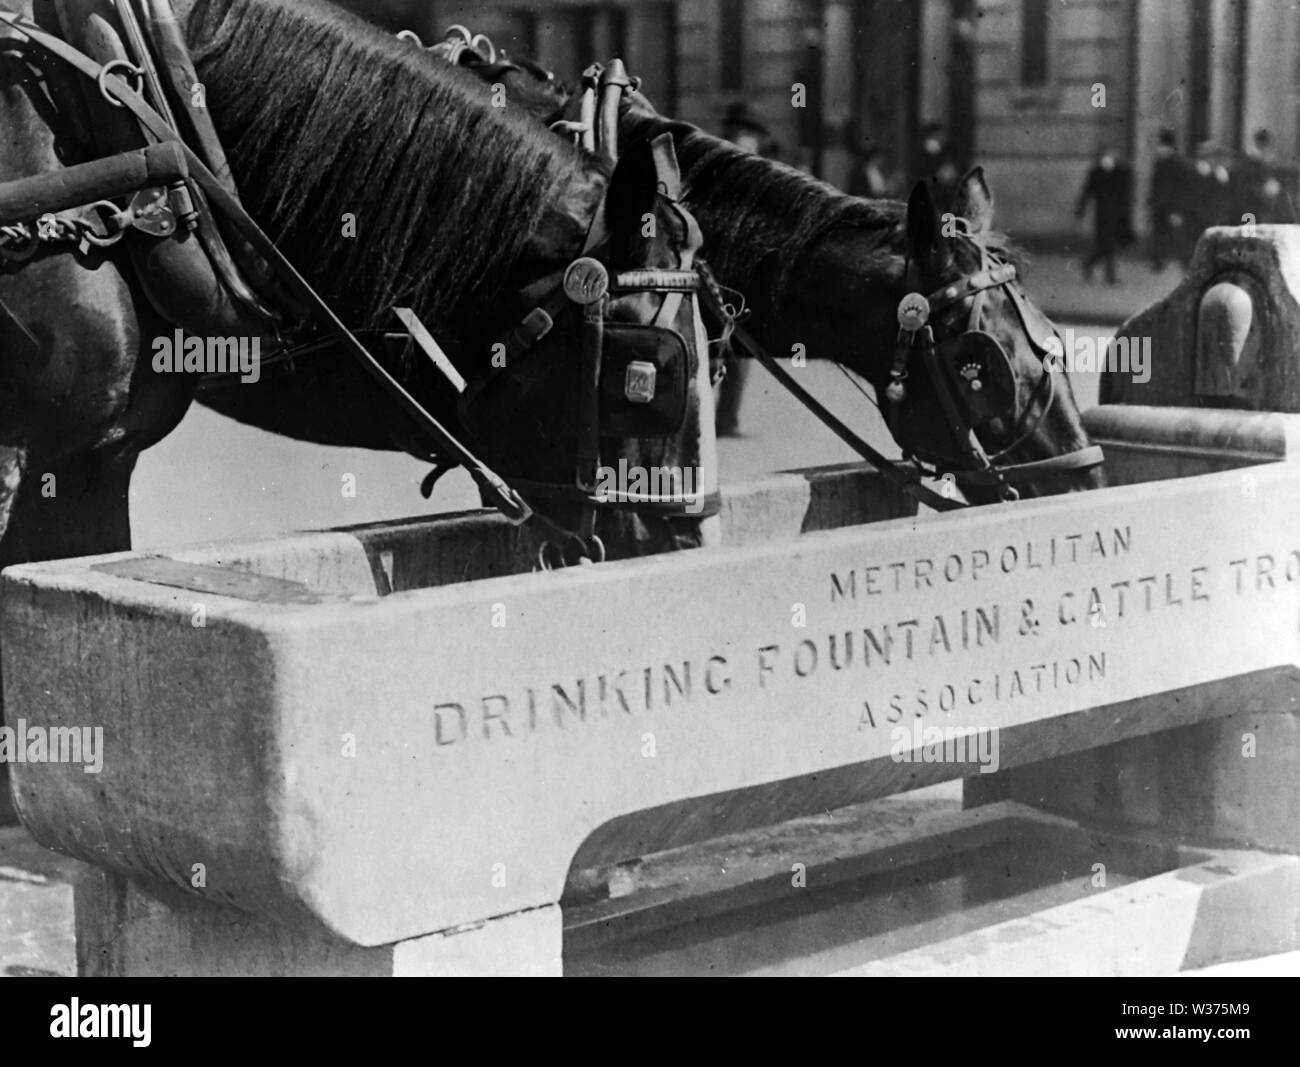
[621,109,907,378]
[178,0,601,350]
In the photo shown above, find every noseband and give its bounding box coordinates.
[884,233,1104,501]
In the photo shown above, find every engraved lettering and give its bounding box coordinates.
[482,695,511,738]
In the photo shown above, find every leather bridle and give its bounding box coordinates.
[404,52,719,559]
[882,228,1104,501]
[454,143,719,551]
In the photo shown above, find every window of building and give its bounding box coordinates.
[1019,0,1050,87]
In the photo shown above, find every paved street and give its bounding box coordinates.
[1020,249,1187,326]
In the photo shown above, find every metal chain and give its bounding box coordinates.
[0,203,128,264]
[697,259,748,385]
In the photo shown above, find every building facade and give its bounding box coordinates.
[347,0,1300,238]
[974,0,1300,236]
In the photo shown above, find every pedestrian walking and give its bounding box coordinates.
[1189,141,1235,231]
[1075,146,1134,285]
[1235,128,1296,225]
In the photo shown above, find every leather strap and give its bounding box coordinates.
[926,262,1017,314]
[918,326,1000,481]
[953,445,1106,486]
[611,270,699,292]
[697,281,964,513]
[506,479,723,518]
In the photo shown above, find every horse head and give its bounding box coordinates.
[890,169,1105,502]
[461,132,717,562]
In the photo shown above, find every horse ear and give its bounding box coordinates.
[952,167,995,233]
[906,180,951,275]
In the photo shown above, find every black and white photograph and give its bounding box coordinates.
[0,0,1295,1023]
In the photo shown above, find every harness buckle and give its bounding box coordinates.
[517,307,554,346]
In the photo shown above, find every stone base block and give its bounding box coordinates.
[76,870,561,977]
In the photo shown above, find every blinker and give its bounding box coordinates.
[599,324,691,437]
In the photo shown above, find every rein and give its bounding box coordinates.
[695,273,965,514]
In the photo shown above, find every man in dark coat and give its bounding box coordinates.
[1075,146,1134,285]
[1149,128,1193,270]
[1235,128,1296,225]
[1188,141,1235,231]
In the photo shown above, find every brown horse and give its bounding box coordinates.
[0,0,716,572]
[429,44,1106,503]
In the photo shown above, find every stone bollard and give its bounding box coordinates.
[1102,225,1300,410]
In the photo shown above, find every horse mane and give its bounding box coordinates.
[620,108,1023,305]
[620,110,905,302]
[182,0,595,331]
